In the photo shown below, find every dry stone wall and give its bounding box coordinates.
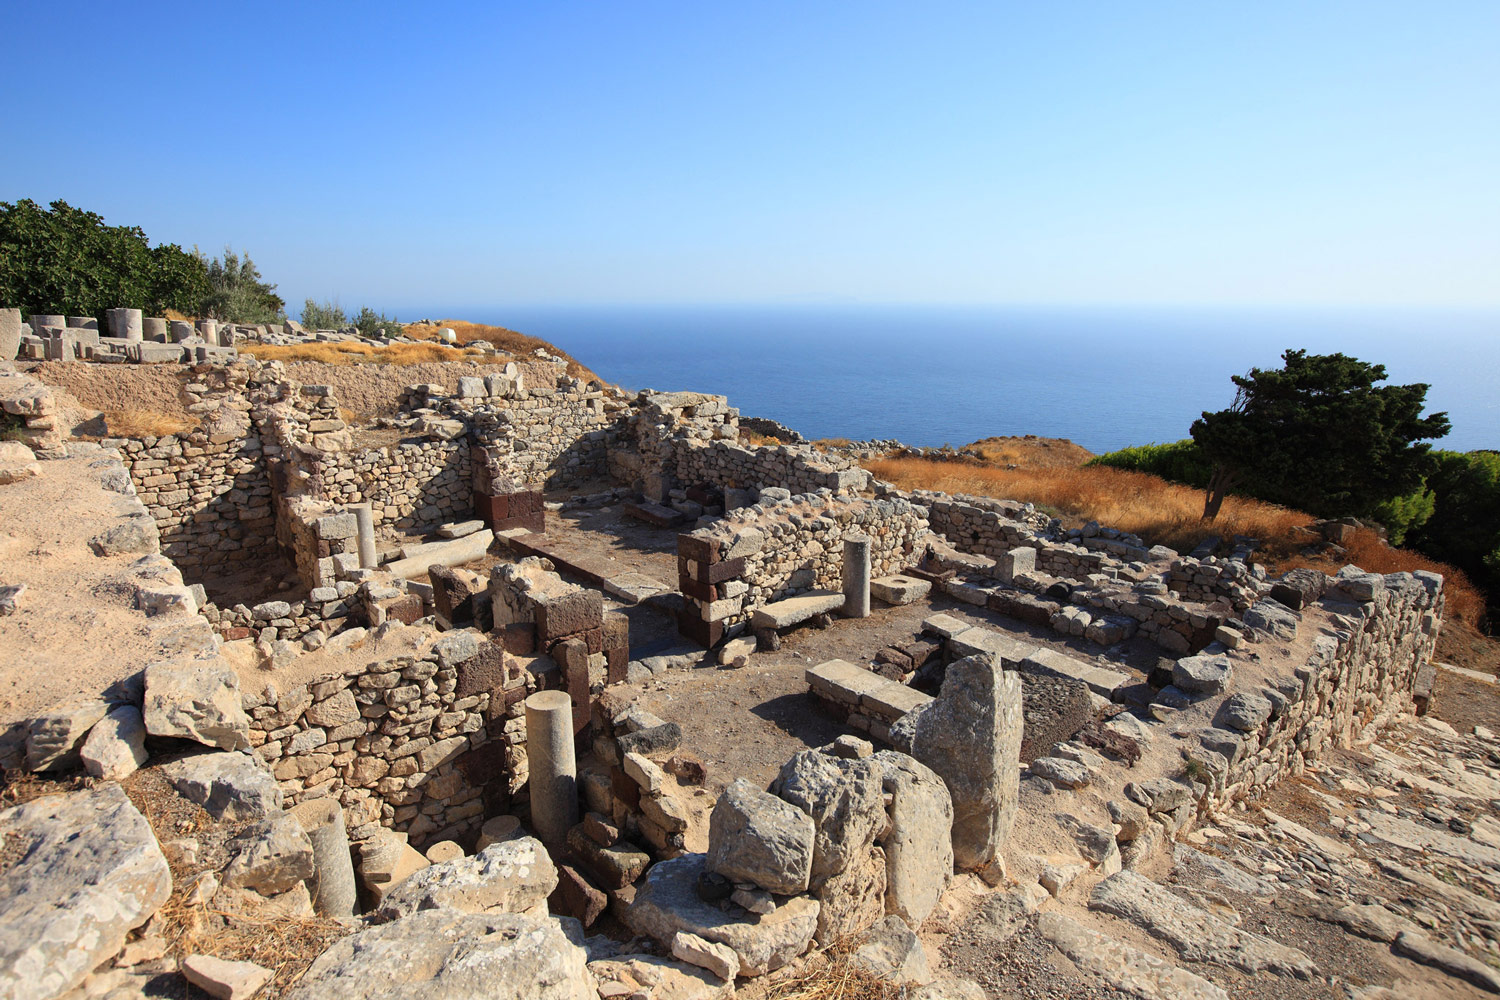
[312,438,471,532]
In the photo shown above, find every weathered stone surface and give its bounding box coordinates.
[160,751,284,820]
[812,844,886,946]
[143,655,251,750]
[0,784,172,1000]
[356,830,432,905]
[25,697,108,771]
[908,655,1022,869]
[1029,756,1091,789]
[707,778,815,895]
[1218,691,1273,733]
[1090,870,1316,978]
[627,854,820,977]
[375,837,558,920]
[181,954,274,1000]
[0,441,39,485]
[870,750,952,926]
[1172,655,1233,697]
[1392,930,1500,993]
[870,575,931,606]
[89,516,159,556]
[850,915,933,985]
[222,812,316,896]
[1038,911,1229,1000]
[774,750,883,888]
[284,909,592,1000]
[750,590,844,630]
[671,932,739,981]
[1242,599,1298,640]
[80,704,149,780]
[588,953,729,1000]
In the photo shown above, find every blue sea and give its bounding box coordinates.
[404,305,1500,455]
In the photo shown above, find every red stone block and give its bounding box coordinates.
[676,612,723,648]
[606,647,629,685]
[677,533,718,565]
[498,622,536,655]
[535,589,603,643]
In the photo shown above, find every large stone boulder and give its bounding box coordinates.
[159,751,283,820]
[283,909,592,1000]
[813,844,887,947]
[143,655,251,750]
[0,784,172,1000]
[222,812,316,896]
[870,750,953,926]
[627,854,820,977]
[773,750,883,889]
[907,655,1022,870]
[25,697,108,771]
[706,778,815,895]
[375,837,558,920]
[80,705,149,780]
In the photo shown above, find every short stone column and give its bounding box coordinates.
[289,798,358,918]
[842,534,871,618]
[353,503,377,569]
[197,318,218,343]
[31,314,64,333]
[169,320,195,343]
[143,317,168,341]
[0,308,20,361]
[525,690,579,845]
[107,308,143,342]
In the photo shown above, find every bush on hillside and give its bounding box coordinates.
[351,306,404,339]
[1408,450,1500,621]
[198,247,285,324]
[301,298,348,330]
[1088,439,1212,487]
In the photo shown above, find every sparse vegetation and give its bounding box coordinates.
[98,410,197,438]
[404,320,600,381]
[198,247,284,324]
[239,341,490,366]
[300,298,347,330]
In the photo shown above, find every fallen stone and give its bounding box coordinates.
[375,837,558,920]
[438,519,485,538]
[0,441,39,485]
[160,751,284,820]
[222,812,316,896]
[1218,691,1273,732]
[870,575,931,605]
[812,844,887,947]
[1242,599,1299,640]
[89,516,159,557]
[284,909,591,1000]
[588,953,729,1000]
[671,931,739,981]
[181,954,274,1000]
[1090,870,1316,978]
[1038,911,1229,1000]
[850,915,933,986]
[142,655,251,750]
[80,704,149,780]
[25,696,109,771]
[773,750,883,888]
[870,750,953,927]
[750,590,844,631]
[0,784,172,1000]
[1029,756,1091,789]
[1172,655,1233,696]
[707,778,815,895]
[627,853,820,977]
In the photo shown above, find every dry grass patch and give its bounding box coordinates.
[969,435,1096,469]
[406,320,601,381]
[756,952,906,1000]
[866,454,1486,628]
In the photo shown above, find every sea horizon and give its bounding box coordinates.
[392,303,1500,455]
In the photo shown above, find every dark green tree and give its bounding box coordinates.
[0,198,209,319]
[1191,349,1450,521]
[1408,450,1500,614]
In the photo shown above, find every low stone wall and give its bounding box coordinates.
[315,438,472,532]
[244,629,523,848]
[673,438,870,497]
[676,493,929,644]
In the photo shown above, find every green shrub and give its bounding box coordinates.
[301,298,348,330]
[352,306,404,339]
[1088,439,1212,487]
[198,247,284,324]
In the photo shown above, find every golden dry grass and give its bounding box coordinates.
[740,429,781,447]
[239,340,493,366]
[813,437,855,450]
[866,453,1486,627]
[99,409,197,437]
[969,435,1096,469]
[405,320,601,381]
[757,952,905,1000]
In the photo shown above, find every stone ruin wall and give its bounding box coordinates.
[309,437,472,533]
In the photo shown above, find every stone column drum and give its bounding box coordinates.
[142,317,168,341]
[842,534,871,618]
[168,320,195,343]
[31,314,64,333]
[525,690,579,845]
[107,308,144,342]
[197,318,218,342]
[353,503,377,569]
[0,308,20,361]
[289,798,358,918]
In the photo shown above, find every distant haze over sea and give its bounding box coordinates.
[401,305,1500,455]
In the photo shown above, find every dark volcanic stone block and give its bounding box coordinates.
[677,613,723,648]
[498,621,536,655]
[455,636,511,699]
[550,864,607,927]
[1019,673,1093,763]
[617,722,682,758]
[704,557,745,584]
[430,565,479,626]
[603,612,630,650]
[384,593,424,625]
[536,589,604,642]
[677,533,718,566]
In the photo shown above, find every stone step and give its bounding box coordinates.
[805,659,934,723]
[751,590,844,631]
[870,574,931,605]
[948,627,1037,670]
[1020,647,1130,699]
[624,501,686,528]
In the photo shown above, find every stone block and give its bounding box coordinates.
[870,575,931,605]
[536,588,603,642]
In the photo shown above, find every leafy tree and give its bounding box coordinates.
[1408,450,1500,613]
[301,298,347,330]
[351,306,404,339]
[1191,349,1450,521]
[0,198,209,319]
[198,246,284,324]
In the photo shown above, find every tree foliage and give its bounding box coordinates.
[1190,349,1450,521]
[1087,439,1212,487]
[1408,450,1500,615]
[351,306,404,339]
[0,198,210,319]
[198,246,284,324]
[301,298,347,330]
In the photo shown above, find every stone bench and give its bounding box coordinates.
[805,659,934,741]
[750,590,845,632]
[1020,648,1129,699]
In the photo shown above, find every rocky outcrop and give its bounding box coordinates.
[773,750,883,889]
[0,784,172,1000]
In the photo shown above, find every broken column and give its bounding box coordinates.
[842,535,871,619]
[525,690,579,845]
[197,318,218,343]
[107,308,143,342]
[143,317,168,341]
[169,320,195,343]
[353,503,377,568]
[289,798,358,918]
[0,308,20,361]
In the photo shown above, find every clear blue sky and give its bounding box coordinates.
[4,2,1497,311]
